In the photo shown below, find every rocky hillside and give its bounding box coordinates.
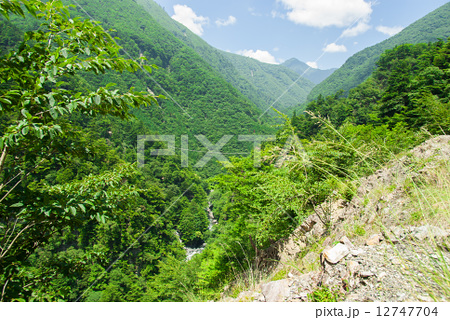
[224,135,450,302]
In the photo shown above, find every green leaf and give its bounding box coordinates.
[61,47,68,58]
[22,126,29,136]
[37,128,44,139]
[0,97,12,104]
[93,95,101,105]
[78,203,86,213]
[49,108,58,119]
[143,65,153,73]
[21,109,32,119]
[47,94,55,107]
[10,202,24,208]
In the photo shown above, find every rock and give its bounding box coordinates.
[299,292,309,301]
[261,279,290,302]
[345,293,362,302]
[300,217,317,233]
[366,234,382,246]
[350,248,366,256]
[340,236,355,249]
[347,261,360,275]
[391,258,402,265]
[411,225,449,241]
[378,272,387,280]
[417,294,434,302]
[382,226,403,243]
[391,226,406,239]
[397,293,406,301]
[322,237,332,248]
[256,293,266,302]
[278,231,306,264]
[360,271,375,278]
[236,291,265,302]
[303,251,320,266]
[322,243,350,264]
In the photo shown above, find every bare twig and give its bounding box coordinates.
[1,279,9,302]
[0,152,53,203]
[0,222,36,259]
[0,219,19,256]
[0,146,8,177]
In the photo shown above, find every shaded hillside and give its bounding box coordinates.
[282,58,337,84]
[308,2,450,100]
[58,0,274,176]
[135,0,315,113]
[221,52,315,113]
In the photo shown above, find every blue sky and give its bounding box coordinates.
[151,0,448,70]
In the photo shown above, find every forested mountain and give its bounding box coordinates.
[1,0,448,303]
[282,58,337,84]
[59,0,276,176]
[135,0,315,113]
[308,2,450,100]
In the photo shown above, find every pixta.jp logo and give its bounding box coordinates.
[137,134,309,168]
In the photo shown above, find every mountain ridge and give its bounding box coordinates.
[135,0,315,113]
[308,2,450,100]
[281,58,337,84]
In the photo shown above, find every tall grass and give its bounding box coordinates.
[392,161,450,301]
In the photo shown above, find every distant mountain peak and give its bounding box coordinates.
[282,58,337,85]
[134,0,315,113]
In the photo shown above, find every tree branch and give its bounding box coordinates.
[0,150,54,203]
[0,222,36,260]
[0,146,8,177]
[1,279,9,302]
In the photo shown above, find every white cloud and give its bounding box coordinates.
[172,4,209,36]
[249,7,262,17]
[271,10,286,19]
[341,20,371,37]
[278,0,372,28]
[376,25,404,37]
[323,43,347,53]
[306,61,318,69]
[216,15,237,27]
[236,49,279,64]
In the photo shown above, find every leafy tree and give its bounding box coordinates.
[0,0,158,301]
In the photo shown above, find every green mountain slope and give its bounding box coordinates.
[57,0,274,175]
[282,58,337,84]
[221,51,315,112]
[308,2,450,100]
[135,0,315,113]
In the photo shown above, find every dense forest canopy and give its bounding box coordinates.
[0,0,448,302]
